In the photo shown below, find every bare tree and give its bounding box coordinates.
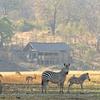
[40,0,63,35]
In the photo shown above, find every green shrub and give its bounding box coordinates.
[17,20,34,32]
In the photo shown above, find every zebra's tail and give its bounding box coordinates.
[41,78,44,93]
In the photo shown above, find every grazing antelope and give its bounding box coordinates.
[41,63,70,93]
[0,74,3,78]
[26,75,36,84]
[67,73,90,93]
[15,71,22,76]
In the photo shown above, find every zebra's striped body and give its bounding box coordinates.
[41,64,70,93]
[67,73,90,93]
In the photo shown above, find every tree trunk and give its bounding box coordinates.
[97,38,100,52]
[50,7,57,35]
[0,33,4,48]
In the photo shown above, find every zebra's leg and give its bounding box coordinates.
[41,84,44,93]
[59,82,64,94]
[58,83,61,93]
[59,83,62,93]
[44,81,48,93]
[67,83,73,93]
[80,83,83,91]
[41,80,48,93]
[60,83,64,94]
[80,83,85,94]
[41,79,44,93]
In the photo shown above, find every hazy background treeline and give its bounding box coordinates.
[0,0,100,70]
[0,0,100,34]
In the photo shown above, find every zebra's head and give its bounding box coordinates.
[62,63,70,74]
[86,73,91,81]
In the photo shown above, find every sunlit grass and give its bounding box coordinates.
[0,71,100,100]
[0,71,100,85]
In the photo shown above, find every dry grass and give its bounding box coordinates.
[0,71,100,100]
[0,71,100,85]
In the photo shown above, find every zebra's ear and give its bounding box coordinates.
[64,63,66,66]
[68,63,70,66]
[67,63,70,67]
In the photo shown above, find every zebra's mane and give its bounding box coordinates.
[79,73,88,80]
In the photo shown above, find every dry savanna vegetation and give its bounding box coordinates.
[0,71,100,100]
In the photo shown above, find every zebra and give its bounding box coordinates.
[26,75,36,84]
[67,73,90,93]
[41,63,70,93]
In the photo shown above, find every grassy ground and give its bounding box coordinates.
[0,91,100,100]
[0,71,100,100]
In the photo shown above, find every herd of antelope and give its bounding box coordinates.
[0,63,91,94]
